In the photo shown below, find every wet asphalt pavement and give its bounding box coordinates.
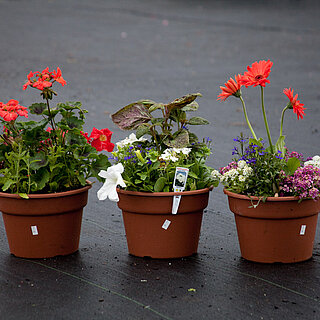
[0,0,320,319]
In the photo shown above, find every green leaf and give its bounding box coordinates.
[111,102,152,130]
[30,152,49,170]
[138,172,147,180]
[2,179,14,192]
[188,171,198,179]
[136,99,156,108]
[187,116,210,125]
[249,137,264,147]
[181,101,199,112]
[29,103,47,115]
[275,135,286,154]
[32,168,50,191]
[148,103,165,113]
[163,130,189,148]
[151,118,165,126]
[285,157,300,176]
[154,177,167,192]
[136,124,151,139]
[19,193,29,199]
[65,116,84,129]
[166,93,202,111]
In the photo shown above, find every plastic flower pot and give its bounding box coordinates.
[224,189,320,263]
[0,184,91,259]
[117,187,213,259]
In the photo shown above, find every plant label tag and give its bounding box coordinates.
[162,219,171,230]
[300,225,306,235]
[31,225,38,236]
[172,167,189,214]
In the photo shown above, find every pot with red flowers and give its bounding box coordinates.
[0,67,114,258]
[215,60,320,263]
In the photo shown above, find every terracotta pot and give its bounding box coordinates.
[117,187,212,259]
[224,189,320,263]
[0,184,91,258]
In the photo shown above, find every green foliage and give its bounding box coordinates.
[111,93,210,150]
[0,101,110,195]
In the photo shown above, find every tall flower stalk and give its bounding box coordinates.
[218,60,305,155]
[260,86,273,153]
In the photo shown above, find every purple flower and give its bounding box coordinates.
[279,165,320,200]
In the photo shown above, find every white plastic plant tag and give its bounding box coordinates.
[162,219,171,230]
[300,225,306,235]
[172,167,189,215]
[31,225,38,236]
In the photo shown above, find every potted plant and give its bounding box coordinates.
[216,60,320,263]
[0,67,114,258]
[97,93,219,258]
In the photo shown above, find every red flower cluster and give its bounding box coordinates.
[23,67,66,91]
[81,127,115,152]
[0,99,28,121]
[283,88,306,120]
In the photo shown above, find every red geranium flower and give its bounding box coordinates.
[217,74,242,101]
[0,99,28,121]
[80,131,91,142]
[23,67,66,91]
[283,88,306,120]
[240,60,273,87]
[87,127,115,152]
[53,67,67,86]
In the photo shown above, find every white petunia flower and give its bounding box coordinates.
[97,163,126,202]
[116,133,147,148]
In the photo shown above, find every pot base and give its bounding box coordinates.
[0,185,91,259]
[225,189,320,264]
[117,188,211,259]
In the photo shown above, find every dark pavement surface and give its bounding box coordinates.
[1,0,320,319]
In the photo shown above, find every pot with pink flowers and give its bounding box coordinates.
[215,60,320,263]
[0,67,114,258]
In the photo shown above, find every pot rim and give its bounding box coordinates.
[223,188,302,202]
[117,185,213,197]
[0,182,92,199]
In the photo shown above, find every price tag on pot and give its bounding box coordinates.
[31,226,39,236]
[172,167,189,215]
[300,225,306,235]
[162,219,171,230]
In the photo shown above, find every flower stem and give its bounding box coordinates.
[260,86,273,153]
[239,95,257,140]
[280,104,290,137]
[46,98,56,131]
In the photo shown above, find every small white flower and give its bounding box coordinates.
[237,160,246,169]
[239,175,245,182]
[211,169,221,180]
[304,155,320,168]
[97,163,126,202]
[116,133,147,148]
[181,147,191,155]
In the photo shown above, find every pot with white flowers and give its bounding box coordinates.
[97,93,219,259]
[216,60,320,263]
[0,68,114,258]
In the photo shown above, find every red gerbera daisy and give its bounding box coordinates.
[240,60,273,88]
[283,88,306,120]
[217,74,242,101]
[88,127,115,152]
